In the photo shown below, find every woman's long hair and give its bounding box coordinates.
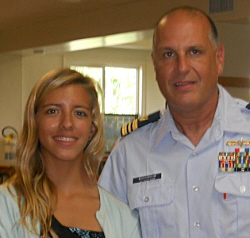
[7,68,105,237]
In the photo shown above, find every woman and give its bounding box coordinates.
[0,68,141,238]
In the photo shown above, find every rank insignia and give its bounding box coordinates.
[121,111,161,137]
[219,148,250,172]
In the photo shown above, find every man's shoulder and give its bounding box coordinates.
[120,110,162,138]
[234,98,250,114]
[224,97,250,132]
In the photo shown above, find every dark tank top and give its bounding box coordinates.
[48,216,105,238]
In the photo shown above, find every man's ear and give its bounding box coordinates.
[151,52,157,71]
[216,44,225,76]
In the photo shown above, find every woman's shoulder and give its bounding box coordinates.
[0,183,18,207]
[98,185,139,220]
[0,184,38,238]
[97,186,141,237]
[98,186,132,210]
[0,183,15,197]
[0,183,8,193]
[0,183,19,221]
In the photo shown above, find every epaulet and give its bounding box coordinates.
[246,103,250,110]
[121,111,161,137]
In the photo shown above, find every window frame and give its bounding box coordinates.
[69,62,143,116]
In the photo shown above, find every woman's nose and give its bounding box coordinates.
[60,113,73,130]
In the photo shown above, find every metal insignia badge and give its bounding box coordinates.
[226,138,250,147]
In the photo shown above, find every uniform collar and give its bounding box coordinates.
[151,85,250,150]
[151,107,174,149]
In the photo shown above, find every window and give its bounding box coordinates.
[71,65,139,115]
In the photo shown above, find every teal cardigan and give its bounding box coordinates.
[0,184,141,238]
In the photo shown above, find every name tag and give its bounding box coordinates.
[133,173,161,184]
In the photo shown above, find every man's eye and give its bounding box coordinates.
[190,49,199,55]
[163,51,174,58]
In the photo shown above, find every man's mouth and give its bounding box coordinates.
[174,82,194,86]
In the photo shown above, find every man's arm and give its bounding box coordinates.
[98,139,128,203]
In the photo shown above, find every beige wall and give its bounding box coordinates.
[217,23,250,102]
[218,23,250,78]
[22,54,64,113]
[0,55,22,159]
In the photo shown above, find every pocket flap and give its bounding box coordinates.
[128,182,174,210]
[215,173,250,197]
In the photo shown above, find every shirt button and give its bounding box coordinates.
[240,185,246,193]
[193,186,199,192]
[144,197,149,202]
[194,222,200,228]
[192,152,197,156]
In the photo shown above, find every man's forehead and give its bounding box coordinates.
[154,18,213,50]
[160,10,208,26]
[156,11,211,40]
[152,9,215,50]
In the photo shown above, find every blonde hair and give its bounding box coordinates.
[7,68,105,237]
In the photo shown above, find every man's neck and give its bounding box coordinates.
[170,99,218,147]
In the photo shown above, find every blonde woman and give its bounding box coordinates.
[0,68,141,238]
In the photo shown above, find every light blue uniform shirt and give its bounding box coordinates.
[99,85,250,238]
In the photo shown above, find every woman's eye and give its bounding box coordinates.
[46,109,57,114]
[75,111,86,117]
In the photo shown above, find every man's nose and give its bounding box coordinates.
[177,56,191,74]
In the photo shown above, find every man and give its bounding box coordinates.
[99,6,250,238]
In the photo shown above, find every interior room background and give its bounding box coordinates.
[0,0,250,161]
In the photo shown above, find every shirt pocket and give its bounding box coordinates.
[215,173,250,238]
[128,182,175,238]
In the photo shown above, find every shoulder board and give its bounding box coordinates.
[246,103,250,110]
[121,111,161,137]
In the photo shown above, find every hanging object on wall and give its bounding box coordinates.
[2,126,18,160]
[209,0,233,14]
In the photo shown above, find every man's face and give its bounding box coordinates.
[152,11,224,113]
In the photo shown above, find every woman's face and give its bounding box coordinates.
[36,84,96,164]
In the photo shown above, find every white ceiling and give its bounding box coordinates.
[1,0,250,56]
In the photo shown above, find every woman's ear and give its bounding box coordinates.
[84,123,97,151]
[89,122,97,140]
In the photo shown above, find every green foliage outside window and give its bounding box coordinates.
[71,65,138,115]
